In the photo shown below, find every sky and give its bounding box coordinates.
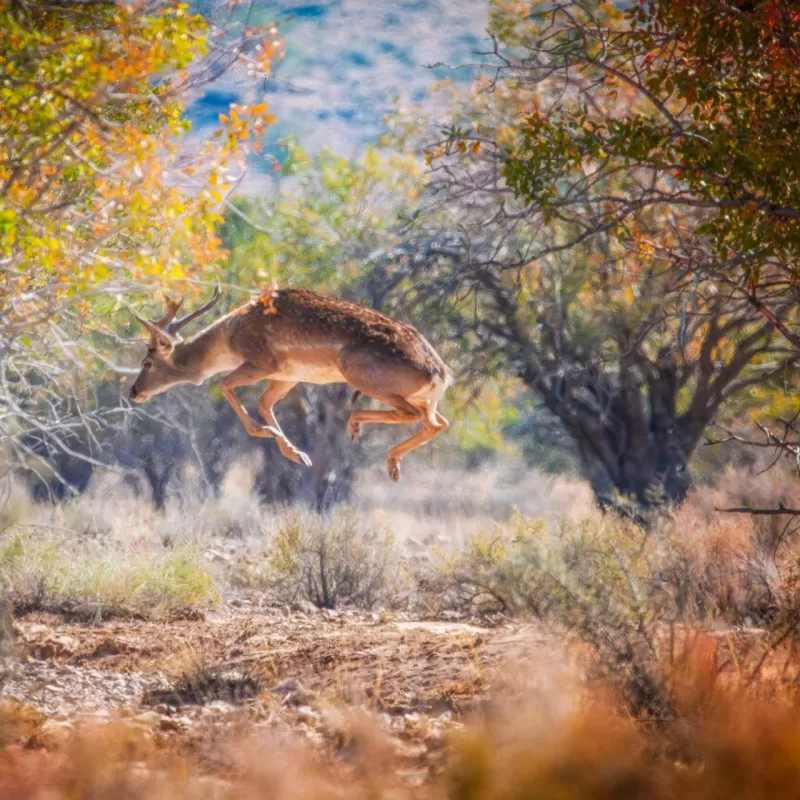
[189,0,489,190]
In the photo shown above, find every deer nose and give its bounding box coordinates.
[129,385,139,400]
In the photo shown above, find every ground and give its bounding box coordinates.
[1,604,564,776]
[0,465,590,780]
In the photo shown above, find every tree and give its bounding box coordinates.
[0,0,279,486]
[222,138,424,295]
[490,0,800,344]
[383,0,800,509]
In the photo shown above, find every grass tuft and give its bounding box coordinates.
[0,530,218,619]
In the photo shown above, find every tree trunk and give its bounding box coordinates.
[298,385,355,511]
[143,458,174,510]
[526,360,696,510]
[572,425,692,509]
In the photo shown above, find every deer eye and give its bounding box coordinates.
[143,360,153,370]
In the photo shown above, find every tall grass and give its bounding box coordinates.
[0,530,218,619]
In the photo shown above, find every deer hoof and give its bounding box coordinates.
[279,441,312,467]
[387,460,401,483]
[347,421,361,443]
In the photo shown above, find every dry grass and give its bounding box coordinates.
[0,530,218,619]
[2,461,800,624]
[3,650,800,798]
[0,461,596,613]
[1,463,800,795]
[418,464,800,713]
[353,462,596,549]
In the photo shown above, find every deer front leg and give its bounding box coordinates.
[220,364,281,440]
[258,380,312,467]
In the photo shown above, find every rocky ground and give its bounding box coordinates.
[0,601,565,776]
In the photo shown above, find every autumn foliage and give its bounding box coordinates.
[0,0,278,325]
[0,0,280,472]
[381,0,800,507]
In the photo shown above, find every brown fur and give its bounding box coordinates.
[129,287,452,482]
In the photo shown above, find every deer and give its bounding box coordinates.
[128,282,452,482]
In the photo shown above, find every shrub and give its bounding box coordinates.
[232,509,406,609]
[144,646,262,707]
[422,492,800,715]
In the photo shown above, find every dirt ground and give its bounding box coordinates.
[0,603,567,775]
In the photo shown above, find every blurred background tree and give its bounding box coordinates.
[380,0,800,510]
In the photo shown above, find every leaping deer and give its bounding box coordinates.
[128,282,451,481]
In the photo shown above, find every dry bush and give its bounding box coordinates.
[421,467,800,714]
[231,508,408,609]
[4,473,417,612]
[444,657,800,800]
[143,646,262,708]
[59,467,269,547]
[421,512,672,713]
[4,463,271,551]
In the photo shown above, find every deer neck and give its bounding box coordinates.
[171,321,242,384]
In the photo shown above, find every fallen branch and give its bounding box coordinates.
[716,503,800,516]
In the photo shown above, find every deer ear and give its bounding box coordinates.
[155,335,174,356]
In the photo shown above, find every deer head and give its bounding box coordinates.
[129,281,222,403]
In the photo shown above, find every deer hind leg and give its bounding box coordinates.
[385,405,449,483]
[220,363,281,440]
[257,380,312,467]
[339,345,449,481]
[347,394,422,442]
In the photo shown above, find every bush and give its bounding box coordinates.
[422,488,800,715]
[232,509,406,609]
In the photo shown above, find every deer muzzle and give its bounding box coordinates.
[129,385,148,403]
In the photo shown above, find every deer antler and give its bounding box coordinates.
[130,279,222,337]
[167,278,222,334]
[130,309,163,338]
[154,296,184,329]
